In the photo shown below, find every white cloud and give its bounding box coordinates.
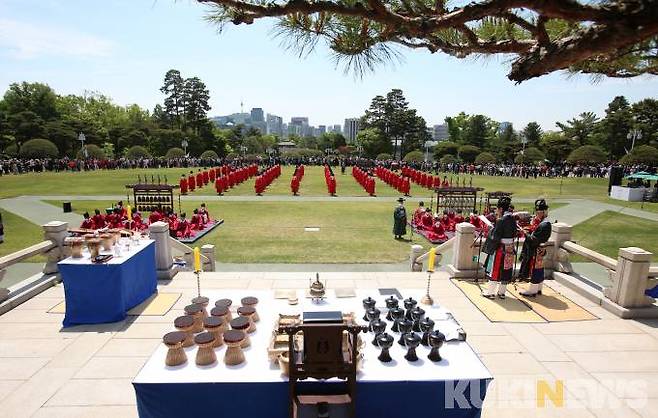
[0,18,115,59]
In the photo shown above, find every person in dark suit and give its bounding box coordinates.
[482,196,517,299]
[393,198,407,239]
[518,199,552,297]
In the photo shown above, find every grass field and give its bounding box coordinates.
[0,166,612,199]
[0,211,46,260]
[54,200,436,263]
[572,211,658,258]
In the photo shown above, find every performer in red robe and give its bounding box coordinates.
[92,209,105,229]
[412,202,425,227]
[328,175,337,196]
[202,169,209,186]
[196,170,203,189]
[199,203,211,224]
[149,209,163,224]
[176,213,193,238]
[80,212,94,229]
[420,209,434,231]
[179,175,188,195]
[188,171,196,192]
[116,201,127,219]
[131,212,147,231]
[291,175,300,195]
[441,176,449,188]
[427,217,448,242]
[190,209,203,230]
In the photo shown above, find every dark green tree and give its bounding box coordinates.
[183,77,211,134]
[540,131,575,163]
[556,112,600,145]
[598,96,632,158]
[3,82,59,121]
[462,115,493,148]
[521,122,542,147]
[160,69,186,129]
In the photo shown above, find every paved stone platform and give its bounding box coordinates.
[0,272,657,417]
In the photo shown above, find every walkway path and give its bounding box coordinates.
[0,197,81,226]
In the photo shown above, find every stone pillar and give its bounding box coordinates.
[42,221,69,275]
[410,244,423,272]
[550,223,573,273]
[604,247,654,308]
[201,244,216,272]
[149,221,175,280]
[446,222,480,278]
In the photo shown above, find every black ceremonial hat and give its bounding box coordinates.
[535,199,549,211]
[497,196,511,210]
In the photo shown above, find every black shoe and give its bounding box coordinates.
[482,294,495,300]
[497,294,506,300]
[537,289,542,295]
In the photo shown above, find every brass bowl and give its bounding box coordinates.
[277,351,290,376]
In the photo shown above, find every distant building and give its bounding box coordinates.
[290,117,310,137]
[318,125,326,135]
[331,124,342,135]
[250,108,264,123]
[432,124,449,141]
[266,114,283,136]
[498,121,513,134]
[343,118,360,144]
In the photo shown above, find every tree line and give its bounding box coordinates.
[355,89,658,165]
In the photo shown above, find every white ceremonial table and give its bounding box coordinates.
[610,185,648,201]
[133,289,493,418]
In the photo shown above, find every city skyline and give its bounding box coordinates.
[1,0,657,132]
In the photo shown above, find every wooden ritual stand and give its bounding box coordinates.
[482,191,513,215]
[125,180,178,213]
[435,187,483,214]
[279,319,367,418]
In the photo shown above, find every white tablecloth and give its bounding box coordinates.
[134,289,492,384]
[59,238,154,266]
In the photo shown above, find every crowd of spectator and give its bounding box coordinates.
[1,155,655,179]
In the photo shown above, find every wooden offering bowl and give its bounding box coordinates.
[223,329,246,366]
[194,332,217,366]
[69,238,84,258]
[203,316,225,348]
[230,317,251,348]
[241,296,259,322]
[192,296,210,318]
[86,238,101,258]
[163,331,188,367]
[99,234,113,251]
[174,315,195,348]
[237,306,257,333]
[184,303,205,333]
[215,298,233,321]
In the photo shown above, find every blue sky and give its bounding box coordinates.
[1,0,657,130]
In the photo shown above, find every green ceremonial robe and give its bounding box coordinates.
[393,206,407,236]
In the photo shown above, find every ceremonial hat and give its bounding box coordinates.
[397,197,405,203]
[497,196,512,210]
[534,198,549,211]
[419,201,424,206]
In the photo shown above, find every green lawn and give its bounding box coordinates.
[0,210,46,259]
[52,200,437,263]
[572,211,658,258]
[594,197,658,214]
[0,166,608,199]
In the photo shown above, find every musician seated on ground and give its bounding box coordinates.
[80,212,94,229]
[190,209,203,230]
[199,203,211,224]
[116,200,127,218]
[148,208,163,224]
[92,209,105,229]
[454,209,465,225]
[426,216,447,242]
[131,211,147,231]
[412,201,425,227]
[420,208,434,231]
[176,213,193,238]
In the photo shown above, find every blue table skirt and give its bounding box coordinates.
[646,285,658,298]
[59,242,157,327]
[134,379,490,418]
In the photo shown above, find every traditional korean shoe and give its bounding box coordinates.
[482,294,495,300]
[520,283,539,297]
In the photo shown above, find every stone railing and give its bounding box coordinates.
[147,222,216,279]
[0,221,69,302]
[409,237,455,272]
[444,221,657,318]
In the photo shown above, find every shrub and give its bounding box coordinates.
[567,145,607,164]
[403,150,424,162]
[19,138,59,158]
[76,144,105,159]
[200,150,219,160]
[5,143,19,157]
[619,145,658,165]
[514,147,545,164]
[125,145,151,160]
[376,153,393,160]
[433,141,459,158]
[440,154,458,164]
[165,147,186,159]
[458,145,480,163]
[475,152,496,164]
